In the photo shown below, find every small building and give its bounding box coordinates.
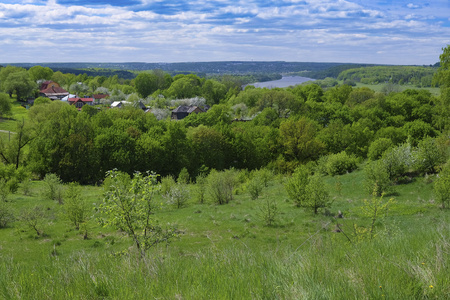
[93,93,109,104]
[111,101,146,110]
[171,105,204,120]
[39,86,69,100]
[40,81,60,90]
[68,97,94,109]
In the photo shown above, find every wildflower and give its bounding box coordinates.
[429,285,434,289]
[421,262,425,265]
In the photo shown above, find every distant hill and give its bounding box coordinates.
[5,61,357,77]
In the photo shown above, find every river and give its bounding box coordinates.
[245,76,315,89]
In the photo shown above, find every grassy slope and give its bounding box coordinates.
[0,169,448,299]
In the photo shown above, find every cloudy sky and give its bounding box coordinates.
[0,0,449,65]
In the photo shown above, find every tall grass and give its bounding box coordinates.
[1,216,448,299]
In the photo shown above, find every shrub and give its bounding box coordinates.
[42,173,64,204]
[367,138,394,161]
[414,137,448,174]
[247,175,264,200]
[164,183,190,209]
[206,169,238,205]
[0,201,14,228]
[258,199,278,226]
[160,175,176,196]
[177,167,190,184]
[434,162,450,209]
[64,182,89,230]
[325,151,358,176]
[195,173,207,204]
[382,143,414,181]
[285,166,331,214]
[364,160,392,196]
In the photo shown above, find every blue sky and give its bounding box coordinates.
[0,0,448,64]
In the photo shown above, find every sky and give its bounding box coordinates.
[0,0,449,65]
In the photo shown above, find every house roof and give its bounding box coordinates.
[172,105,203,113]
[93,94,109,99]
[68,97,94,103]
[40,86,68,95]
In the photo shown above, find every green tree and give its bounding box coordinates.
[285,165,331,214]
[434,162,450,209]
[98,170,176,257]
[64,182,89,230]
[28,66,54,81]
[0,93,12,119]
[279,118,325,163]
[134,72,158,98]
[2,71,37,101]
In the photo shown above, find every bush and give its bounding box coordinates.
[364,160,392,196]
[42,173,64,204]
[64,182,89,230]
[160,175,176,196]
[368,138,394,161]
[258,199,278,226]
[0,201,14,228]
[247,175,264,200]
[325,151,358,176]
[434,162,450,209]
[177,167,190,184]
[414,137,448,174]
[381,143,414,181]
[206,169,238,205]
[164,183,190,209]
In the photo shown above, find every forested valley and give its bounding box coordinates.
[0,47,449,298]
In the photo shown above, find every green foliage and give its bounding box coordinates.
[206,169,238,205]
[98,170,176,256]
[367,138,394,161]
[434,162,450,209]
[258,199,278,226]
[359,194,395,240]
[163,183,190,209]
[0,200,14,228]
[364,160,392,196]
[324,151,358,176]
[285,166,331,214]
[33,96,51,106]
[177,167,190,184]
[2,71,37,101]
[284,165,309,207]
[305,174,332,214]
[42,173,64,204]
[20,205,45,236]
[381,143,414,181]
[194,173,207,204]
[414,137,448,174]
[64,182,90,230]
[247,174,264,200]
[0,93,12,119]
[0,178,9,202]
[160,175,176,196]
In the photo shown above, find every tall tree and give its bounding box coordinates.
[2,71,37,101]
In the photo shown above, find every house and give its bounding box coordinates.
[68,97,94,109]
[171,105,204,120]
[93,93,109,104]
[40,81,60,90]
[111,101,146,110]
[39,86,69,100]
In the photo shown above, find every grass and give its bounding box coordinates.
[0,168,449,299]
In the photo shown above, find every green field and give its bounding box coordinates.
[0,168,448,299]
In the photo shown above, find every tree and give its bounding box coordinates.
[433,45,450,130]
[2,71,37,101]
[98,170,176,257]
[28,66,53,82]
[0,119,34,169]
[0,93,12,119]
[434,162,450,209]
[64,182,89,231]
[134,72,158,98]
[285,165,331,214]
[279,118,325,163]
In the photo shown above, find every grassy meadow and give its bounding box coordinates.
[0,168,448,299]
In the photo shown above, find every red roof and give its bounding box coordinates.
[93,94,109,99]
[40,86,68,94]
